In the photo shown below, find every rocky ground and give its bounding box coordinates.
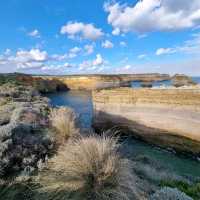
[0,82,54,177]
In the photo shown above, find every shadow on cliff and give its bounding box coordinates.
[92,111,200,157]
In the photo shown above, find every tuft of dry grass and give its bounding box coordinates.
[38,135,137,200]
[49,106,80,142]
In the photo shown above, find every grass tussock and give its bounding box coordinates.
[49,106,79,141]
[38,135,137,200]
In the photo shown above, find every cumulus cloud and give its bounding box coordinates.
[0,49,49,70]
[28,29,40,38]
[79,54,105,70]
[102,40,114,48]
[93,54,104,66]
[14,49,48,69]
[104,0,200,34]
[15,49,48,62]
[60,22,104,40]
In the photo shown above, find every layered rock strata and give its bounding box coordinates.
[92,87,200,154]
[33,73,170,91]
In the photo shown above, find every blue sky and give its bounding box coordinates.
[0,0,200,75]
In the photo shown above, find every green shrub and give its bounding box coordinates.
[160,180,200,200]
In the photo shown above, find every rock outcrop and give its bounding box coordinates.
[172,74,197,87]
[92,87,200,155]
[0,83,54,176]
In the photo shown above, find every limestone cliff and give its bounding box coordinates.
[34,73,170,90]
[92,87,200,154]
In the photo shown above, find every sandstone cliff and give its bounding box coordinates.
[92,87,200,154]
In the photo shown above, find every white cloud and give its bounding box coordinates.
[79,54,105,70]
[112,28,120,35]
[41,63,74,73]
[156,48,175,55]
[138,54,147,59]
[52,47,82,60]
[51,53,68,61]
[156,32,200,55]
[120,41,127,47]
[93,54,104,66]
[17,62,44,69]
[15,49,48,62]
[69,46,81,54]
[63,62,74,68]
[102,40,114,48]
[68,46,82,58]
[84,44,94,55]
[104,0,200,34]
[28,29,40,38]
[60,22,104,40]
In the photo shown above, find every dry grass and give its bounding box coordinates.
[38,135,137,200]
[49,106,80,142]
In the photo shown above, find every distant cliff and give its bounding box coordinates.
[92,87,200,155]
[32,73,170,91]
[0,73,170,91]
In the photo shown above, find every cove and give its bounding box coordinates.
[46,90,200,178]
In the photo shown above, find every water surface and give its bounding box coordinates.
[46,90,93,128]
[47,90,200,178]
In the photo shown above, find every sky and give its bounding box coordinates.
[0,0,200,75]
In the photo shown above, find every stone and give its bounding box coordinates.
[92,87,200,155]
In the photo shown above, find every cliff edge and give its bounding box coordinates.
[92,87,200,155]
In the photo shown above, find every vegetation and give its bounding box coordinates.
[38,135,137,200]
[160,180,200,200]
[49,106,80,142]
[0,73,24,86]
[150,187,193,200]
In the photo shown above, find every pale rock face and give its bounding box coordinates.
[92,87,200,154]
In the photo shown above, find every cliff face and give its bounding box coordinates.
[33,74,170,90]
[39,75,124,90]
[172,74,197,87]
[92,88,200,154]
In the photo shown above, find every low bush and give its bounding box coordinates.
[160,180,200,200]
[38,135,137,200]
[49,107,80,142]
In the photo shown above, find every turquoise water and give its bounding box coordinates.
[47,90,200,178]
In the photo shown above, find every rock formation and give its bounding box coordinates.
[33,73,170,90]
[0,83,54,176]
[172,74,197,87]
[92,87,200,155]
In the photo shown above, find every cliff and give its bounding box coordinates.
[33,73,170,90]
[172,74,197,87]
[92,87,200,154]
